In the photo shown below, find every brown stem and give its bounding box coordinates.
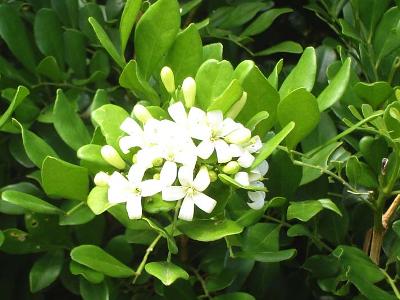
[382,194,400,230]
[363,228,372,254]
[370,227,384,264]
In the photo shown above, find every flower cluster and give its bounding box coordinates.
[94,67,269,221]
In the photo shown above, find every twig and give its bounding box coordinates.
[381,268,400,299]
[382,195,400,230]
[190,267,212,299]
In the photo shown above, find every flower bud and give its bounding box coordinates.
[225,126,251,144]
[160,66,175,93]
[133,104,153,124]
[208,170,218,182]
[182,77,196,108]
[226,92,247,119]
[132,154,138,164]
[101,145,126,169]
[94,172,110,186]
[152,157,164,167]
[222,161,240,175]
[153,173,161,180]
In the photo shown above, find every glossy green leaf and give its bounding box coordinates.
[54,90,91,151]
[79,278,109,300]
[64,29,87,78]
[251,121,295,169]
[145,261,189,286]
[0,86,29,129]
[1,190,62,215]
[207,79,243,113]
[373,7,400,60]
[51,0,79,28]
[177,219,243,242]
[120,0,142,54]
[346,156,378,188]
[36,56,64,82]
[134,0,180,78]
[13,119,58,168]
[87,186,112,215]
[0,4,36,72]
[317,58,351,111]
[277,88,320,149]
[70,261,104,284]
[34,8,65,68]
[77,144,113,174]
[41,156,89,201]
[29,250,64,292]
[242,8,293,36]
[59,202,95,226]
[165,23,202,84]
[89,17,125,68]
[213,292,255,300]
[203,43,223,61]
[218,174,267,191]
[353,81,393,109]
[287,199,341,222]
[71,245,134,278]
[254,41,303,56]
[267,59,283,89]
[245,111,269,131]
[279,47,316,99]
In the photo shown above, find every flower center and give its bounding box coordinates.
[186,187,195,196]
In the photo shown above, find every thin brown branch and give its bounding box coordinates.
[382,195,400,230]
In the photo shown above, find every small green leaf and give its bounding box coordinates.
[70,261,104,284]
[279,47,316,99]
[54,90,91,151]
[251,122,295,169]
[177,219,243,242]
[354,81,393,109]
[317,58,351,111]
[36,56,64,82]
[238,249,297,263]
[0,230,4,247]
[64,29,87,78]
[29,250,64,293]
[79,278,109,300]
[13,119,58,168]
[0,86,29,129]
[287,199,341,222]
[41,157,89,201]
[71,245,134,278]
[2,190,63,215]
[203,43,223,61]
[242,8,293,36]
[207,79,243,113]
[89,17,125,68]
[245,111,269,131]
[120,0,142,54]
[87,186,112,215]
[255,41,303,56]
[77,144,113,174]
[145,261,189,286]
[213,292,255,300]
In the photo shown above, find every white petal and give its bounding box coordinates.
[197,140,215,159]
[247,136,262,153]
[120,117,143,136]
[247,191,266,210]
[225,126,251,144]
[127,163,146,184]
[238,151,255,168]
[162,186,187,201]
[178,165,194,186]
[126,195,143,219]
[140,179,162,197]
[207,110,223,126]
[168,102,187,124]
[215,139,232,163]
[193,192,216,213]
[188,107,206,124]
[193,166,210,192]
[257,160,269,176]
[160,161,177,186]
[119,136,143,154]
[108,171,129,188]
[220,118,240,136]
[188,108,209,140]
[178,195,195,221]
[174,148,197,168]
[108,187,127,204]
[230,144,244,158]
[234,172,250,186]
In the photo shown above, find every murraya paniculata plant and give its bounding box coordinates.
[2,0,400,299]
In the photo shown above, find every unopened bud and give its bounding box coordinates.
[222,161,240,175]
[153,173,161,180]
[225,126,251,144]
[101,145,126,169]
[152,157,163,167]
[94,172,110,186]
[208,170,218,182]
[226,92,247,119]
[161,66,175,93]
[133,104,153,124]
[182,77,196,108]
[132,154,138,164]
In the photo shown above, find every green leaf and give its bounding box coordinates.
[51,0,79,28]
[0,4,36,72]
[195,59,234,109]
[70,261,104,284]
[87,186,112,215]
[317,58,351,111]
[64,29,87,78]
[277,88,320,149]
[267,59,283,89]
[89,17,125,68]
[0,230,4,247]
[373,6,400,59]
[77,144,113,174]
[1,190,63,215]
[29,250,64,293]
[59,202,95,226]
[353,81,393,109]
[165,23,202,84]
[79,278,109,300]
[245,111,269,131]
[34,8,65,68]
[0,86,29,129]
[54,90,91,151]
[218,174,268,191]
[385,101,400,139]
[13,119,58,168]
[254,41,303,56]
[207,79,243,113]
[36,56,64,82]
[203,43,223,61]
[120,0,142,54]
[41,156,89,201]
[213,292,255,300]
[71,245,134,278]
[279,47,316,99]
[287,199,341,222]
[145,261,189,286]
[242,8,293,36]
[134,0,180,79]
[251,122,295,169]
[234,61,279,134]
[91,104,129,152]
[238,249,297,263]
[119,60,160,105]
[177,219,243,242]
[0,228,45,254]
[346,156,378,188]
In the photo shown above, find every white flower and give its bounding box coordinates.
[107,164,162,219]
[162,165,217,221]
[230,135,262,168]
[234,160,269,210]
[94,171,110,186]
